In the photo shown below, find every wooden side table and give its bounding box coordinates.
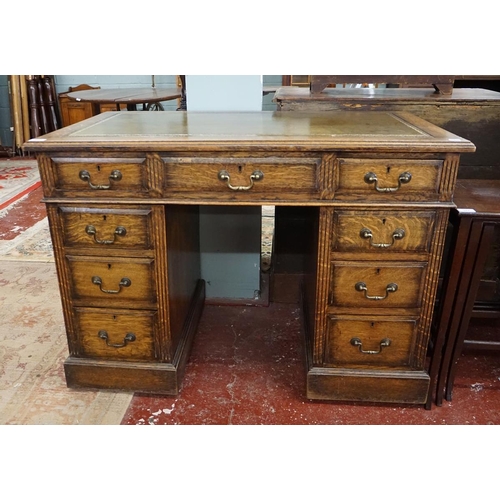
[66,87,182,114]
[427,179,500,408]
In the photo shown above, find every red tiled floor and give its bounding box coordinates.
[121,304,500,425]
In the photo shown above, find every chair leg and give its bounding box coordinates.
[437,220,482,403]
[432,216,473,406]
[444,222,496,401]
[425,218,466,409]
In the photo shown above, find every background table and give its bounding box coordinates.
[67,87,182,113]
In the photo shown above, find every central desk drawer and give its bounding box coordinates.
[67,256,156,306]
[335,158,442,201]
[330,261,426,309]
[74,308,156,361]
[162,157,321,198]
[332,209,436,253]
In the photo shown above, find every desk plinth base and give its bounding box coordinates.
[306,367,430,404]
[63,280,205,395]
[64,359,182,394]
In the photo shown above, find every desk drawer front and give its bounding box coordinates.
[163,157,321,198]
[332,209,436,253]
[324,316,416,368]
[60,206,153,250]
[330,261,426,309]
[75,308,156,361]
[50,158,147,196]
[67,256,155,306]
[336,158,442,201]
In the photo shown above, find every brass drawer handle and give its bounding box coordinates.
[350,337,391,354]
[91,276,131,294]
[218,169,264,191]
[355,281,398,300]
[79,169,123,190]
[85,225,127,245]
[360,228,405,248]
[98,330,136,348]
[364,171,412,192]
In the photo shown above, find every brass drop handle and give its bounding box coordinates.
[218,169,264,191]
[91,276,131,294]
[355,281,398,300]
[85,225,127,245]
[360,228,405,248]
[350,337,391,354]
[364,171,412,192]
[79,169,123,190]
[98,330,136,348]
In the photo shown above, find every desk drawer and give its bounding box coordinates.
[324,316,416,368]
[50,157,148,197]
[67,255,156,306]
[336,158,442,201]
[162,156,321,199]
[74,308,156,361]
[60,206,153,250]
[330,261,426,309]
[332,209,436,253]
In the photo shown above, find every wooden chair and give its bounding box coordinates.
[427,179,500,409]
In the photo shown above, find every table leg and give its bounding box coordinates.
[426,215,469,408]
[444,221,497,401]
[435,216,481,405]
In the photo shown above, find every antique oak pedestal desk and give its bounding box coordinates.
[24,111,474,405]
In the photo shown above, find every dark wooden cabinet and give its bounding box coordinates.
[58,84,97,127]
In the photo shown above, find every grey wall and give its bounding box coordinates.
[0,75,11,147]
[187,75,266,300]
[0,75,282,149]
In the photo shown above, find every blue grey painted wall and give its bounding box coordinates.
[0,75,281,149]
[187,76,266,300]
[0,75,12,147]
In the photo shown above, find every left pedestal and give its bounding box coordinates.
[39,153,203,394]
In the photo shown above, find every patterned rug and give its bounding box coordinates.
[0,217,53,262]
[0,261,133,424]
[0,160,41,211]
[0,178,132,424]
[261,205,275,272]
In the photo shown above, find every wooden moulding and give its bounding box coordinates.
[64,280,205,394]
[306,366,430,404]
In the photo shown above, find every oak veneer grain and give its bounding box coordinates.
[25,111,474,403]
